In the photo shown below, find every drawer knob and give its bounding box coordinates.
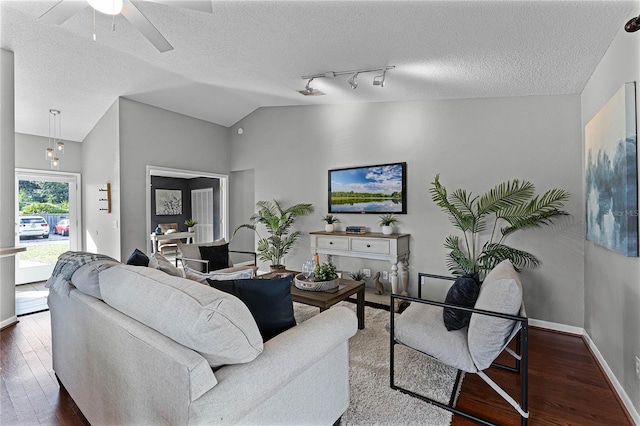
[367,244,371,248]
[329,242,333,245]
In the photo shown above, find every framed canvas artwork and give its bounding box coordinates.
[585,82,638,257]
[155,189,182,215]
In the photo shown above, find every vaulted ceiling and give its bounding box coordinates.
[1,0,634,142]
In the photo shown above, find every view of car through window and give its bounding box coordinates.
[18,216,50,239]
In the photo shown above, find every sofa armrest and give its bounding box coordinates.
[191,306,357,422]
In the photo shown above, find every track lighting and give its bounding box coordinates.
[300,65,394,95]
[348,73,359,89]
[625,14,640,32]
[373,70,386,87]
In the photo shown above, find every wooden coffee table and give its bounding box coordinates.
[291,277,365,329]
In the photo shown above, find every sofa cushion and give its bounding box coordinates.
[185,266,255,284]
[177,239,232,272]
[148,252,184,278]
[443,273,481,331]
[126,248,149,267]
[198,244,229,272]
[468,260,523,371]
[99,265,263,367]
[208,275,296,342]
[70,259,120,299]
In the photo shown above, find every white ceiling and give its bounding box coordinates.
[1,0,635,142]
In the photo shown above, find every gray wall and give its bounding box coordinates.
[118,98,231,260]
[230,95,585,326]
[15,133,82,173]
[150,176,192,233]
[82,99,121,260]
[229,169,255,252]
[581,2,640,414]
[0,49,16,326]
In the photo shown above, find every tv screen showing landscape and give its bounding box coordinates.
[328,162,407,214]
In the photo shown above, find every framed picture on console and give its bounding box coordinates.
[328,162,407,214]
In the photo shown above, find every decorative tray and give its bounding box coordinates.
[294,273,339,292]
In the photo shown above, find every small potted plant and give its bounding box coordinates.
[322,214,340,233]
[295,262,339,291]
[349,270,366,282]
[184,219,197,232]
[379,213,398,235]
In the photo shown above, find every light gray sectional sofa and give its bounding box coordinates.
[48,263,357,425]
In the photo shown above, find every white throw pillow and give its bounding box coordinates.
[467,260,523,371]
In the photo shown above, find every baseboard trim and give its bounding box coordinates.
[0,315,18,330]
[528,318,584,335]
[583,331,640,425]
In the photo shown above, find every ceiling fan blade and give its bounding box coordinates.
[39,0,88,25]
[146,0,213,14]
[122,0,173,52]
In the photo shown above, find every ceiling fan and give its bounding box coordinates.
[39,0,213,52]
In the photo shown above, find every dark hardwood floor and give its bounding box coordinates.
[1,311,633,425]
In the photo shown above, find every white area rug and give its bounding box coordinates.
[294,302,463,426]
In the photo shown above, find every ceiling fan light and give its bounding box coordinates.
[88,0,123,15]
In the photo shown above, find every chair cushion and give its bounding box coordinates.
[468,260,523,371]
[208,275,297,342]
[198,244,229,272]
[443,273,481,331]
[177,239,233,272]
[99,265,263,367]
[394,302,477,373]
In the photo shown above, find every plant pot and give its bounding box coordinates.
[382,225,393,235]
[187,227,195,233]
[270,264,286,272]
[325,224,335,233]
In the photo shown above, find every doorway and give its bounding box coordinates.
[14,169,81,314]
[146,166,228,253]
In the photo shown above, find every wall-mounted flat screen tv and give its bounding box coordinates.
[328,162,407,214]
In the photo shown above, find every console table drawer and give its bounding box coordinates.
[317,236,350,250]
[351,238,390,254]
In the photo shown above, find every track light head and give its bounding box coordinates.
[348,73,359,89]
[373,70,386,87]
[625,15,640,32]
[298,78,325,96]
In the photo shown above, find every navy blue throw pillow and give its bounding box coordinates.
[443,273,481,331]
[207,275,296,342]
[198,244,229,272]
[126,248,149,267]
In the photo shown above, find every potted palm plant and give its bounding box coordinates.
[233,200,314,271]
[379,213,398,235]
[322,214,340,233]
[430,174,570,277]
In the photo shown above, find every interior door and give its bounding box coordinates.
[191,188,214,243]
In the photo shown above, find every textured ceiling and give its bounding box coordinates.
[0,0,635,142]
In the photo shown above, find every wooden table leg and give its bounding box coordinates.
[357,288,365,329]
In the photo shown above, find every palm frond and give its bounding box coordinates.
[500,189,570,236]
[478,242,540,272]
[477,179,535,216]
[430,175,477,232]
[444,235,475,275]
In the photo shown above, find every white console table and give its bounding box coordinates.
[309,231,410,299]
[150,232,195,253]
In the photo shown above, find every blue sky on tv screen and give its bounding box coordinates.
[331,164,403,194]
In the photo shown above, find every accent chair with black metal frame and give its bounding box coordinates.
[389,260,529,426]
